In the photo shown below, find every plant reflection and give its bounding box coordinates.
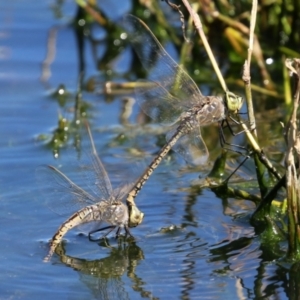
[54,238,158,300]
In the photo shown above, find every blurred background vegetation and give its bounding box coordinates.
[76,0,299,100]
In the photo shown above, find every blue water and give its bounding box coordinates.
[0,1,290,299]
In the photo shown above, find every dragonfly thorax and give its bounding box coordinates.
[192,96,226,126]
[99,201,129,227]
[177,96,225,134]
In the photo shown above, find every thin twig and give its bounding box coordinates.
[76,0,107,25]
[181,0,228,92]
[164,0,189,42]
[251,174,286,222]
[242,0,257,136]
[237,117,282,180]
[284,58,300,258]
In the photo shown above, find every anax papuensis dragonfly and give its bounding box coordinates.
[123,15,243,208]
[39,124,144,262]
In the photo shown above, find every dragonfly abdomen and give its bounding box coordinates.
[44,205,95,262]
[128,126,186,200]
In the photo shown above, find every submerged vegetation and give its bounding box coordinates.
[42,0,300,275]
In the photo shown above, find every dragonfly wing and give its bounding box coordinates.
[123,15,204,114]
[36,165,97,216]
[135,80,186,124]
[112,182,135,200]
[86,124,113,200]
[166,128,209,165]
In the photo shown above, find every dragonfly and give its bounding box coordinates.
[124,15,243,208]
[39,124,144,262]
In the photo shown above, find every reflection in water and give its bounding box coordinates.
[182,182,294,298]
[179,184,260,298]
[55,238,158,300]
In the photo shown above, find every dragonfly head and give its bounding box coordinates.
[127,203,144,227]
[225,91,243,114]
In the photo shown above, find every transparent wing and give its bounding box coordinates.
[36,165,97,216]
[136,80,187,125]
[36,126,128,217]
[86,124,113,200]
[166,128,209,165]
[112,182,135,200]
[123,15,205,121]
[59,126,134,206]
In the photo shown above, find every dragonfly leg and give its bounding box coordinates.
[219,119,250,155]
[115,225,134,239]
[229,113,256,131]
[115,226,122,238]
[223,151,253,183]
[217,118,254,183]
[220,118,281,180]
[88,225,116,241]
[124,225,133,238]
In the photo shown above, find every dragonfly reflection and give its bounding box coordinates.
[55,239,157,300]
